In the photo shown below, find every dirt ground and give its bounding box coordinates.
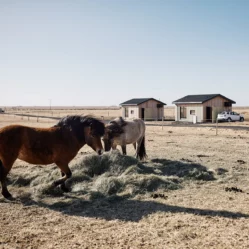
[1,111,249,249]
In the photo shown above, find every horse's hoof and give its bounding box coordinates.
[60,185,70,192]
[2,190,13,200]
[6,195,15,201]
[2,192,13,200]
[52,181,60,187]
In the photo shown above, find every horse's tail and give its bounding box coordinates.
[137,136,147,161]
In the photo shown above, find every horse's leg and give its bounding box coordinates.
[53,163,72,192]
[121,145,127,155]
[133,143,136,150]
[133,143,137,156]
[111,144,117,151]
[60,171,70,192]
[0,159,15,199]
[136,138,141,159]
[0,170,11,199]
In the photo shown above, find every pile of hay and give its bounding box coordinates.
[67,150,180,197]
[9,150,215,201]
[9,151,179,200]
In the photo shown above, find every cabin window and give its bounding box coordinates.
[224,102,232,107]
[190,110,195,115]
[125,108,128,117]
[131,110,134,114]
[180,107,187,118]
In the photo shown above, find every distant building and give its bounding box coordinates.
[172,94,236,123]
[120,98,166,120]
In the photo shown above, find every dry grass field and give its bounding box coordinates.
[0,107,249,249]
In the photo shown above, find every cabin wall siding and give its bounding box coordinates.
[121,99,164,120]
[202,96,232,122]
[175,104,203,122]
[122,106,139,119]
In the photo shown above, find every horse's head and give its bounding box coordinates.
[55,115,105,155]
[102,127,113,152]
[84,124,104,155]
[103,120,124,152]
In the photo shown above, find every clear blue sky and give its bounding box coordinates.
[1,0,249,106]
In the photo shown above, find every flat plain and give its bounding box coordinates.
[0,107,249,249]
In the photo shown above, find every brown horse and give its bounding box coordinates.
[0,115,105,199]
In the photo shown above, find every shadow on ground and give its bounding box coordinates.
[148,158,215,180]
[4,193,249,222]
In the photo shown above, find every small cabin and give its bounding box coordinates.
[120,98,166,120]
[172,94,236,123]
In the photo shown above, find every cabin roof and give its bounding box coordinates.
[172,94,236,104]
[120,98,166,106]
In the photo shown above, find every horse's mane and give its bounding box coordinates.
[106,117,127,137]
[111,117,127,127]
[54,115,105,142]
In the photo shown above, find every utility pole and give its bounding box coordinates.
[48,99,52,110]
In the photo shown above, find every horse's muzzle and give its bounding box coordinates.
[97,149,103,155]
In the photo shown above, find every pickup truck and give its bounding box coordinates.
[217,111,244,122]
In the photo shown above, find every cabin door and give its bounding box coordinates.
[206,107,212,122]
[141,108,145,120]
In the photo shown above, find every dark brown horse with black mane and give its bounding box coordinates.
[0,115,105,199]
[103,117,147,160]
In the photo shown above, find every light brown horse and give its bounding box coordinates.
[103,117,147,160]
[0,115,105,199]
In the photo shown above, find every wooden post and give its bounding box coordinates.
[162,116,164,130]
[216,116,218,136]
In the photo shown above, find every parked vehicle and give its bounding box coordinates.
[217,111,244,122]
[0,108,4,113]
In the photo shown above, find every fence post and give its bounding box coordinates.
[162,116,164,130]
[216,116,218,135]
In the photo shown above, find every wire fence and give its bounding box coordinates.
[1,111,248,137]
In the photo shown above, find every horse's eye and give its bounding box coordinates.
[91,134,95,138]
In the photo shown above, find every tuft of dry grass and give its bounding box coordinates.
[75,150,138,177]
